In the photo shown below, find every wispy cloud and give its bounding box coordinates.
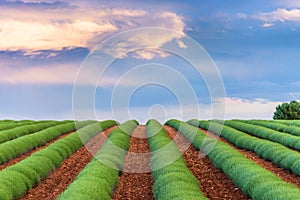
[0,64,125,86]
[0,65,78,85]
[8,0,58,3]
[177,40,187,48]
[0,4,185,59]
[131,49,170,60]
[216,97,281,119]
[254,8,300,23]
[275,0,300,8]
[237,12,248,19]
[262,23,274,27]
[93,97,282,123]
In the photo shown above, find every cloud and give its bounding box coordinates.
[0,65,78,85]
[0,19,116,53]
[237,12,248,19]
[9,0,57,3]
[214,97,281,119]
[262,23,274,27]
[95,11,185,59]
[177,40,187,48]
[275,0,300,8]
[131,49,170,60]
[0,64,125,86]
[0,5,185,59]
[254,8,300,23]
[290,92,300,100]
[0,96,288,122]
[90,97,283,124]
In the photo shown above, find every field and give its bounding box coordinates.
[0,119,300,200]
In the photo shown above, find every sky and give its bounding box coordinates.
[0,0,300,123]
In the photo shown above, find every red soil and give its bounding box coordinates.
[111,126,154,200]
[164,125,251,200]
[0,131,74,171]
[200,128,300,188]
[19,126,116,200]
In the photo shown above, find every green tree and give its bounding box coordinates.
[273,101,300,120]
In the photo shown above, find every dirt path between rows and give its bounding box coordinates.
[0,131,74,171]
[111,126,154,200]
[20,126,117,200]
[200,128,300,189]
[164,125,251,200]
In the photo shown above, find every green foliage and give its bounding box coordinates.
[168,119,300,200]
[224,120,300,150]
[265,119,300,127]
[147,119,207,200]
[0,120,16,123]
[0,184,11,200]
[273,100,300,120]
[190,120,300,176]
[0,120,37,131]
[246,120,300,136]
[0,121,64,144]
[0,120,117,200]
[57,120,137,200]
[0,122,79,165]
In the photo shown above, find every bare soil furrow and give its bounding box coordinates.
[200,127,300,188]
[0,131,74,171]
[19,126,116,200]
[111,126,154,200]
[164,125,250,200]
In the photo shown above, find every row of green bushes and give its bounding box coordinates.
[0,120,16,123]
[273,120,300,127]
[0,120,37,123]
[0,120,117,200]
[190,120,300,176]
[223,120,300,151]
[57,120,138,200]
[0,121,65,144]
[244,120,300,136]
[167,119,300,200]
[0,120,97,165]
[147,119,206,200]
[0,120,38,131]
[0,120,33,124]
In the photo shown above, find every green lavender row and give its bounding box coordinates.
[223,120,300,151]
[0,121,65,144]
[147,119,207,200]
[57,120,138,200]
[0,120,16,123]
[167,119,300,200]
[244,120,300,136]
[0,120,36,123]
[189,120,300,176]
[0,120,38,131]
[0,120,96,165]
[0,120,117,200]
[273,120,300,127]
[0,120,32,124]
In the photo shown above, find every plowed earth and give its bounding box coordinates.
[164,125,251,200]
[111,126,154,200]
[11,124,300,200]
[20,126,117,200]
[0,131,74,171]
[200,128,300,189]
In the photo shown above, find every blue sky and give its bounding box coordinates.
[0,0,299,123]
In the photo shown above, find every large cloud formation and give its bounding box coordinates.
[0,2,185,59]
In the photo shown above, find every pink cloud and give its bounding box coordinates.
[0,5,186,60]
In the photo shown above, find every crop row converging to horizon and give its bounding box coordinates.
[0,119,300,199]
